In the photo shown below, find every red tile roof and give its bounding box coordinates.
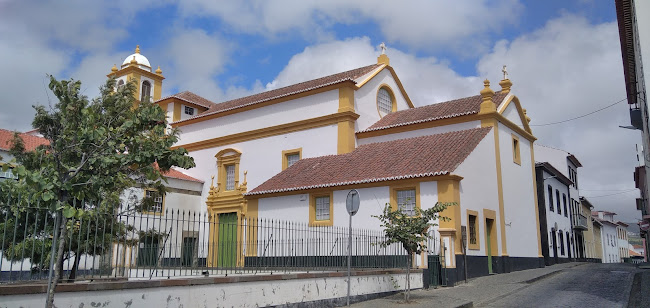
[174,64,382,124]
[248,127,492,195]
[156,91,219,109]
[0,129,49,152]
[359,92,508,133]
[163,168,204,183]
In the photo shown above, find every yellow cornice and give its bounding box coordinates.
[174,111,360,152]
[172,81,356,128]
[107,65,165,81]
[245,174,463,200]
[356,111,536,142]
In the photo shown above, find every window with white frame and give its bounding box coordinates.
[0,168,18,180]
[144,190,163,213]
[225,164,235,190]
[184,106,194,116]
[315,196,330,221]
[397,189,416,216]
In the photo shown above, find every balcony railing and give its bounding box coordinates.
[573,213,588,230]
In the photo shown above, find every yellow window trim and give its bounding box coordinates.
[282,148,302,170]
[142,189,165,216]
[467,210,480,250]
[215,148,242,193]
[309,191,334,226]
[512,133,521,165]
[376,84,397,118]
[389,182,420,216]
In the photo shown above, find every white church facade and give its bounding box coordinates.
[103,45,544,283]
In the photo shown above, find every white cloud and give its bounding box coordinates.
[160,28,235,101]
[178,0,523,51]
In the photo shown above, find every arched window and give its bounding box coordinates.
[141,80,152,102]
[117,79,125,89]
[377,86,395,116]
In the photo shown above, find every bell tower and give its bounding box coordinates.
[107,45,165,106]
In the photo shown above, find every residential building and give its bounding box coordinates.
[580,197,601,262]
[617,222,630,261]
[592,211,622,263]
[534,162,574,265]
[615,0,650,261]
[534,145,584,260]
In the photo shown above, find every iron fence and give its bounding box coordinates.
[0,200,440,283]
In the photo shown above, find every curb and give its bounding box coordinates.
[524,270,561,284]
[454,301,474,308]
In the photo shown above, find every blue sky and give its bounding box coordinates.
[0,0,641,222]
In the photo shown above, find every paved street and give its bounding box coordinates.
[352,262,646,308]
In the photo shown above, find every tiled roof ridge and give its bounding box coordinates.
[357,110,477,133]
[358,126,492,148]
[245,171,450,196]
[173,64,381,124]
[156,91,217,109]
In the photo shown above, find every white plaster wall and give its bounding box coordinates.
[165,102,175,130]
[0,272,423,308]
[354,69,411,131]
[186,125,338,211]
[454,129,500,257]
[0,149,14,163]
[540,169,573,258]
[177,90,339,145]
[501,101,524,127]
[357,121,480,146]
[533,144,570,178]
[498,123,539,258]
[600,223,619,263]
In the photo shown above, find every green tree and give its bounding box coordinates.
[1,76,194,308]
[373,202,455,302]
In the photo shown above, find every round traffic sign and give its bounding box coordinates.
[346,189,360,216]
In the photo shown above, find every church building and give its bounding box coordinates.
[107,45,543,284]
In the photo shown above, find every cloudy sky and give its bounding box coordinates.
[0,1,642,222]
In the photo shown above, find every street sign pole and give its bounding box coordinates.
[346,189,360,307]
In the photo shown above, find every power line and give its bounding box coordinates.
[579,188,637,192]
[530,98,627,127]
[582,189,638,198]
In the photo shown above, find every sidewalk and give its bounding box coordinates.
[351,262,583,308]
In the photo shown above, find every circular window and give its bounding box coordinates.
[377,87,393,116]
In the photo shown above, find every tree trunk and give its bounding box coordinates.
[67,249,81,282]
[46,216,67,308]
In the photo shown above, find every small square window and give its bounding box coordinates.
[315,196,330,221]
[144,190,164,214]
[286,154,300,168]
[184,106,194,116]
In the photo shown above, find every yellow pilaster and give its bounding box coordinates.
[437,179,462,259]
[173,103,181,122]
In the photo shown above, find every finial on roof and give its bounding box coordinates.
[377,42,390,65]
[499,65,513,93]
[130,56,137,65]
[479,79,496,114]
[111,64,118,72]
[155,65,163,75]
[135,45,140,54]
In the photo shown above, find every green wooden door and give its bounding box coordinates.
[486,219,493,274]
[217,213,238,267]
[137,237,159,267]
